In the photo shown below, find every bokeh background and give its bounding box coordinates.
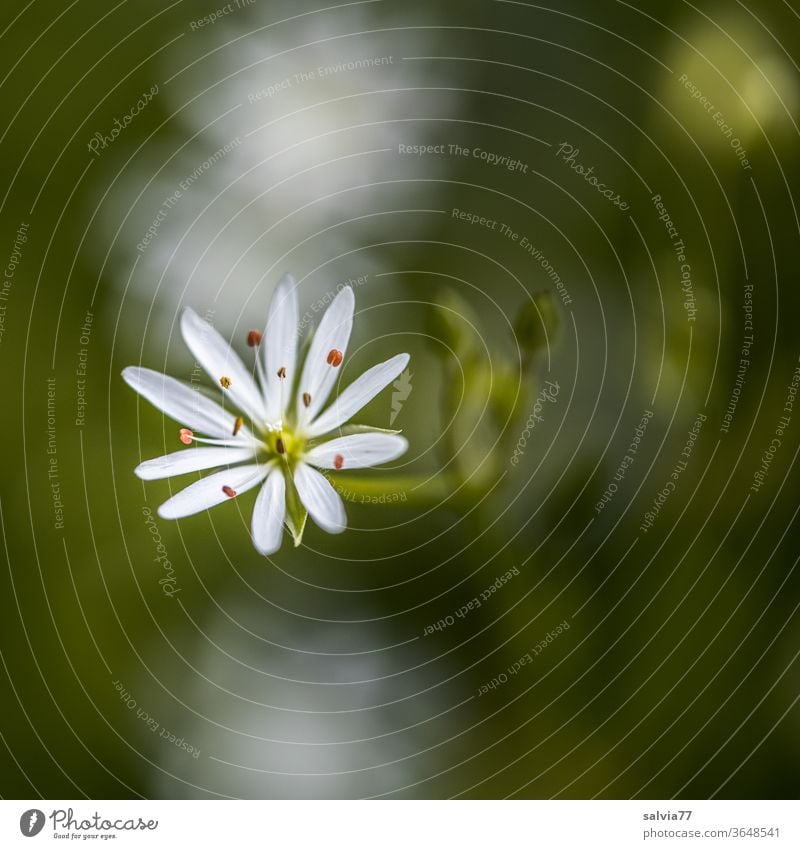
[1,0,799,799]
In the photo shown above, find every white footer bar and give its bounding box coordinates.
[2,800,796,848]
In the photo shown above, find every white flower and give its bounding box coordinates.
[122,275,409,555]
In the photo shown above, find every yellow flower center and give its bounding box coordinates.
[263,426,306,467]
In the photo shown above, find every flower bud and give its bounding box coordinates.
[427,289,481,361]
[514,291,560,357]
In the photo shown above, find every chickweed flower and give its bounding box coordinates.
[123,275,409,555]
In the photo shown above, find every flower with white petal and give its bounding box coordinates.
[122,275,409,555]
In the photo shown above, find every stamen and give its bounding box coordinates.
[247,330,262,347]
[219,376,232,389]
[232,416,243,436]
[334,454,344,470]
[179,428,194,445]
[186,434,257,447]
[326,349,343,367]
[277,366,287,379]
[222,485,237,498]
[302,392,311,408]
[276,437,286,455]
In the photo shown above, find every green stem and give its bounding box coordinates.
[330,473,457,507]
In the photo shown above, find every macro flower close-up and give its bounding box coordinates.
[4,0,800,827]
[123,275,409,555]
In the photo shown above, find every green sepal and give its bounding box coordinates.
[283,470,308,547]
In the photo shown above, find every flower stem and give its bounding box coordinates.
[330,473,455,507]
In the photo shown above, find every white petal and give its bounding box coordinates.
[305,434,408,470]
[251,467,287,555]
[181,307,266,422]
[293,463,346,534]
[263,273,299,421]
[295,286,354,428]
[157,463,267,520]
[135,446,256,480]
[122,366,244,439]
[305,353,410,438]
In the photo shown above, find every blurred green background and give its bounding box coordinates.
[1,0,799,799]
